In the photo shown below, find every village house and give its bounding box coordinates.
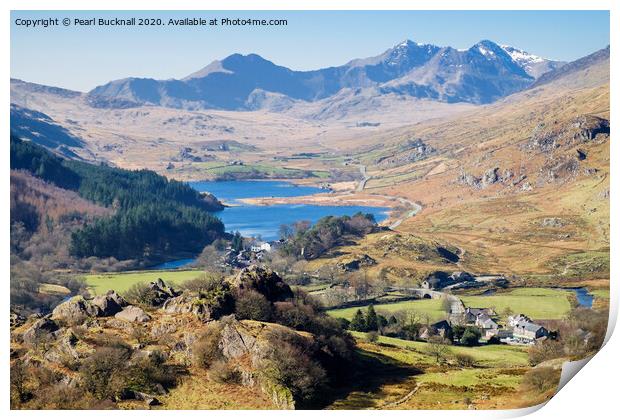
[250,242,272,253]
[512,321,549,343]
[421,271,477,290]
[420,320,453,341]
[475,314,501,339]
[463,307,496,324]
[508,314,532,327]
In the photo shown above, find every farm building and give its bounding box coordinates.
[464,307,496,324]
[420,320,453,341]
[421,271,476,290]
[513,321,549,342]
[508,314,532,327]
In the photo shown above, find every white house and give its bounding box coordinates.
[250,242,272,253]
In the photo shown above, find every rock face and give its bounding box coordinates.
[52,296,102,323]
[161,291,234,322]
[457,167,513,189]
[92,290,128,316]
[216,320,299,409]
[528,115,610,153]
[51,291,130,322]
[147,279,181,306]
[230,266,293,302]
[44,329,79,364]
[22,317,59,345]
[115,305,151,323]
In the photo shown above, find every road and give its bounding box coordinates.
[357,164,370,192]
[357,165,422,229]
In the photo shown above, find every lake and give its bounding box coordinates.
[191,180,390,241]
[151,180,391,269]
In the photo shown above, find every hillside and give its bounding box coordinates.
[10,136,225,266]
[345,46,610,284]
[10,267,356,410]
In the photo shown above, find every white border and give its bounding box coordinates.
[2,1,617,419]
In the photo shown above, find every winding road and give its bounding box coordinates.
[357,165,423,229]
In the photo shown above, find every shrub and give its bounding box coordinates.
[123,350,177,393]
[80,347,131,399]
[528,339,564,366]
[260,329,327,406]
[29,384,107,409]
[454,353,476,367]
[366,331,379,343]
[460,327,481,347]
[235,289,272,321]
[124,282,159,307]
[192,322,223,369]
[487,335,501,345]
[10,360,30,407]
[521,367,561,393]
[182,273,224,293]
[209,360,241,384]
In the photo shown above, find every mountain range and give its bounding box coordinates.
[86,39,565,111]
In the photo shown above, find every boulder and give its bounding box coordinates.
[52,296,101,323]
[161,293,232,322]
[44,329,79,364]
[10,310,27,329]
[92,290,128,316]
[147,279,181,306]
[219,321,258,360]
[23,317,59,346]
[337,254,376,271]
[230,266,293,302]
[115,305,151,323]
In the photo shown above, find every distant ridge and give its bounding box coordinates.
[84,39,563,110]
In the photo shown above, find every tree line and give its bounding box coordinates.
[10,136,225,261]
[279,213,377,260]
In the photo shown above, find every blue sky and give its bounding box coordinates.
[11,10,610,92]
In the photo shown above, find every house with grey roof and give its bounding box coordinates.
[513,321,549,342]
[508,314,532,327]
[419,319,453,341]
[464,307,496,324]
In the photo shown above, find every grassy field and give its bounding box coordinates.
[590,289,610,299]
[327,298,446,322]
[460,288,572,320]
[349,332,529,368]
[327,332,533,409]
[85,270,203,295]
[191,161,330,179]
[38,283,72,296]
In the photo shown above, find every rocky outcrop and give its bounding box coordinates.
[337,254,377,271]
[115,305,151,323]
[146,279,181,306]
[51,290,130,322]
[92,290,128,316]
[43,329,79,364]
[216,320,302,409]
[162,291,234,322]
[10,310,26,329]
[457,167,514,189]
[22,317,59,345]
[229,266,293,302]
[528,115,609,153]
[376,139,436,167]
[52,296,102,323]
[541,217,566,228]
